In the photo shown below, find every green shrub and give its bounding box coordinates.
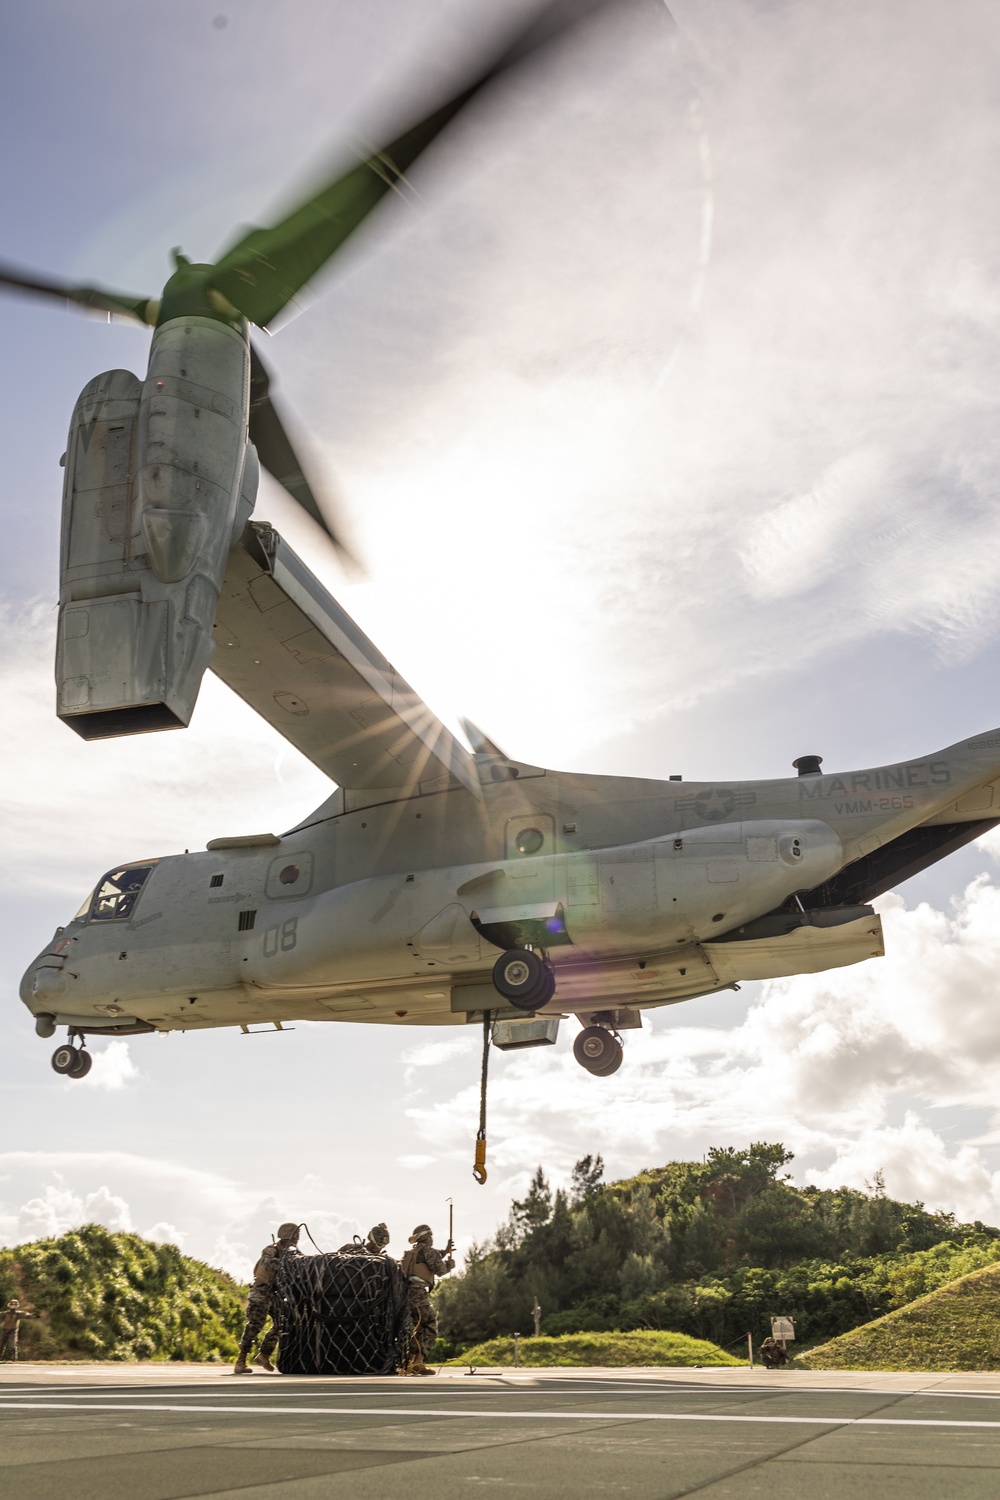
[0,1228,246,1362]
[447,1330,741,1368]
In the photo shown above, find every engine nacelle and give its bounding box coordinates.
[55,317,254,738]
[466,819,845,960]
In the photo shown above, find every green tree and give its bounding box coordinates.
[571,1155,605,1205]
[432,1144,1000,1354]
[511,1168,553,1239]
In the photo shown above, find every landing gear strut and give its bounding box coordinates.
[491,949,555,1011]
[573,1025,623,1076]
[51,1040,92,1079]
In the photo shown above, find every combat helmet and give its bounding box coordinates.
[408,1224,433,1243]
[367,1222,390,1249]
[277,1222,300,1242]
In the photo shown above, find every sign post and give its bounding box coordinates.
[771,1316,795,1351]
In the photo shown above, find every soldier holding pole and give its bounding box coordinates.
[399,1214,455,1376]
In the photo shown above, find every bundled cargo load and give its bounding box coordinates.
[274,1250,410,1376]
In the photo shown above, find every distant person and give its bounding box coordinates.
[760,1336,788,1369]
[399,1223,454,1375]
[234,1222,302,1375]
[0,1299,39,1361]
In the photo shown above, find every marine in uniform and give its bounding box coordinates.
[338,1223,390,1256]
[759,1336,788,1369]
[234,1221,301,1375]
[0,1299,38,1361]
[399,1223,454,1374]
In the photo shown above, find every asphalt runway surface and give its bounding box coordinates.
[4,1364,1000,1498]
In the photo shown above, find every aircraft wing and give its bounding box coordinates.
[211,523,478,796]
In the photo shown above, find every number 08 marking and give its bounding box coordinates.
[263,917,298,957]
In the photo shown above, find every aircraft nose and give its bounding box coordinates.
[19,933,76,1014]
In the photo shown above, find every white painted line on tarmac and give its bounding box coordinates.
[4,1401,1000,1430]
[8,1376,1000,1402]
[8,1384,1000,1404]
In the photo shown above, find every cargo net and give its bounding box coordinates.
[274,1250,411,1376]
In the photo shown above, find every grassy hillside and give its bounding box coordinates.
[0,1224,246,1361]
[447,1330,741,1368]
[800,1262,1000,1370]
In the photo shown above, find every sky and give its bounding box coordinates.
[4,0,1000,1286]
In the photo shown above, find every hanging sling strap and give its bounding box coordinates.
[473,1009,492,1184]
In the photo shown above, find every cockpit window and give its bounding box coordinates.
[90,864,156,921]
[73,889,96,921]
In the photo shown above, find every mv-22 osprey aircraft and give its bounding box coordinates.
[8,0,1000,1082]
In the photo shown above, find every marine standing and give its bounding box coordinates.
[234,1222,301,1375]
[399,1224,454,1375]
[0,1299,39,1361]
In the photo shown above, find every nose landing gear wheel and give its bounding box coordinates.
[492,949,555,1011]
[52,1043,79,1075]
[573,1026,623,1076]
[51,1044,92,1078]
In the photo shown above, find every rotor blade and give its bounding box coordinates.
[209,0,617,329]
[248,344,358,566]
[0,260,155,324]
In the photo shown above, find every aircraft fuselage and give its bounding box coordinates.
[22,728,1000,1045]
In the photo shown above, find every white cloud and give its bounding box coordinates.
[81,1186,132,1233]
[145,1221,186,1248]
[404,1037,478,1072]
[805,1116,1000,1227]
[15,1181,88,1243]
[12,1178,132,1240]
[0,1152,369,1280]
[78,1041,141,1092]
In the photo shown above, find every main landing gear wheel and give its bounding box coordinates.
[573,1027,623,1076]
[492,949,555,1011]
[51,1044,92,1078]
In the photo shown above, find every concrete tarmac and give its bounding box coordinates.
[4,1362,1000,1497]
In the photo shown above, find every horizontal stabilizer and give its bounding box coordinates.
[212,524,477,795]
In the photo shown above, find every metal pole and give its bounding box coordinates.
[747,1333,753,1370]
[513,1332,520,1369]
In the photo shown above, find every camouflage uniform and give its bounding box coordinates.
[759,1337,788,1369]
[0,1299,38,1361]
[400,1225,454,1371]
[235,1224,301,1373]
[338,1223,391,1257]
